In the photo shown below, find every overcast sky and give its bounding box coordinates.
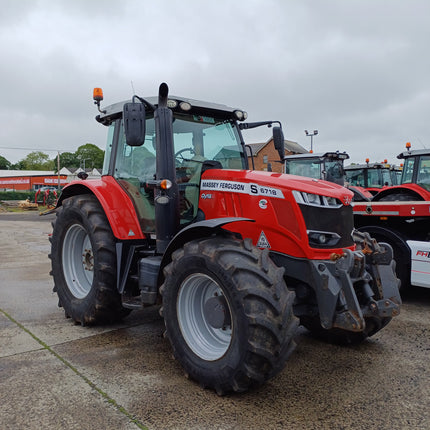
[0,0,429,167]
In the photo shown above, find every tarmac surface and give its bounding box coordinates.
[0,210,429,430]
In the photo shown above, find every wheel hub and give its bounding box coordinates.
[82,248,94,271]
[203,294,231,329]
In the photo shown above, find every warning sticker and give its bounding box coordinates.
[200,180,284,199]
[257,231,271,248]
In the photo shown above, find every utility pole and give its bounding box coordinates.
[57,151,60,191]
[305,130,318,153]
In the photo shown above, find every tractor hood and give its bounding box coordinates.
[198,169,355,259]
[200,169,353,206]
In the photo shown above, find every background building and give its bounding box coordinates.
[0,170,68,191]
[247,138,307,172]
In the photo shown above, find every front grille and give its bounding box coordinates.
[298,204,354,248]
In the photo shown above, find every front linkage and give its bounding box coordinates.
[273,230,401,344]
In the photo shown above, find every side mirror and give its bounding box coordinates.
[273,126,285,160]
[123,102,146,146]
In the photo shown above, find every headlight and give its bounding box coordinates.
[292,190,342,208]
[307,230,341,247]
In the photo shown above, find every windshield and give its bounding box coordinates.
[416,155,430,191]
[345,168,365,187]
[285,159,322,180]
[324,160,344,185]
[171,114,245,169]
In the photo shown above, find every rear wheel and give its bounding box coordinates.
[50,195,130,325]
[160,237,298,395]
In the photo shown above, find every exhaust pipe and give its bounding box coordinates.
[154,83,180,254]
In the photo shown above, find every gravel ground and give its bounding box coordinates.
[0,211,429,430]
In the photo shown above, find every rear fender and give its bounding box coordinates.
[372,184,427,201]
[57,177,145,240]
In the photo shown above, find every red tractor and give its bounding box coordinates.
[49,83,401,394]
[353,143,430,292]
[283,151,374,201]
[344,159,393,196]
[372,143,430,201]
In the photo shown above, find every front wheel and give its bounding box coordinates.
[160,237,298,395]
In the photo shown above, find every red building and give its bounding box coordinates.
[0,170,67,191]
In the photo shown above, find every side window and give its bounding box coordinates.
[114,118,156,182]
[402,158,415,184]
[102,123,115,175]
[417,156,430,185]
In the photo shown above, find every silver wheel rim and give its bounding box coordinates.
[62,224,94,299]
[177,273,232,361]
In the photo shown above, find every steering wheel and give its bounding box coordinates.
[175,147,195,161]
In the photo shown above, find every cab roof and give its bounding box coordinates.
[284,151,349,161]
[397,148,430,159]
[96,95,244,125]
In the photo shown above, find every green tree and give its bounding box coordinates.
[0,155,11,170]
[20,151,55,170]
[10,160,25,170]
[75,143,104,169]
[59,152,80,169]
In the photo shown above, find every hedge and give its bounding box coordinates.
[0,191,36,201]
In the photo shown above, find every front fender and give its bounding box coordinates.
[57,177,145,240]
[159,217,254,280]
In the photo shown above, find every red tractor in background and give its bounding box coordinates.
[372,143,430,201]
[353,143,430,292]
[35,187,58,207]
[283,151,373,201]
[49,83,400,394]
[344,159,393,196]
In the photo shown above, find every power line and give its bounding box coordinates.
[0,146,62,152]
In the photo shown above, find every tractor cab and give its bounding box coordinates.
[398,147,430,191]
[344,160,393,195]
[372,143,430,201]
[95,90,255,234]
[284,151,349,186]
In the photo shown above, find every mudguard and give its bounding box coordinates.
[159,217,254,278]
[56,177,145,240]
[372,184,429,201]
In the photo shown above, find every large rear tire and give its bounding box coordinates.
[50,195,130,325]
[160,237,298,395]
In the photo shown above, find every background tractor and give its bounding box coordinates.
[49,83,401,394]
[283,151,373,201]
[372,143,430,201]
[353,143,430,292]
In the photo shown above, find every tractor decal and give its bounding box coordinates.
[257,231,271,248]
[200,179,284,199]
